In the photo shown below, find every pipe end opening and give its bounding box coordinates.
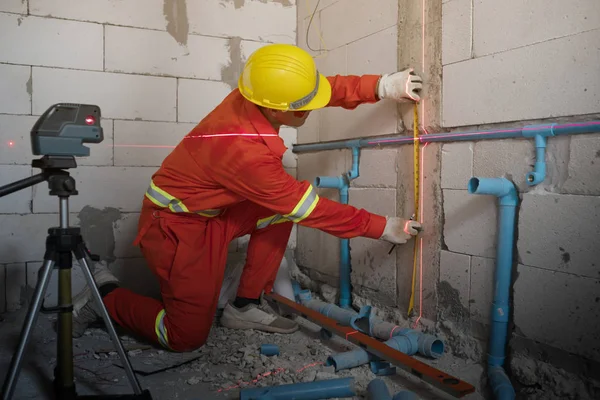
[314,177,321,187]
[468,178,480,193]
[430,339,444,358]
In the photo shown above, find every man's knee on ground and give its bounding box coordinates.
[163,322,210,353]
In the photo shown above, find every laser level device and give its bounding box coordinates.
[0,103,153,400]
[31,103,104,156]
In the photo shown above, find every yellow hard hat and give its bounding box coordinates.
[238,43,332,111]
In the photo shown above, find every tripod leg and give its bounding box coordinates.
[76,256,143,395]
[1,259,55,400]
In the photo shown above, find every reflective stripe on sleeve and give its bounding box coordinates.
[284,185,319,223]
[145,180,189,213]
[154,309,170,349]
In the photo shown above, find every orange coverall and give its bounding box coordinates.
[102,74,388,352]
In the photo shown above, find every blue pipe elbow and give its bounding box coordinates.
[522,124,555,186]
[488,366,516,400]
[240,377,356,400]
[315,175,345,190]
[468,177,518,207]
[367,379,392,400]
[396,329,444,359]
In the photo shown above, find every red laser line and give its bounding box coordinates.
[217,361,323,393]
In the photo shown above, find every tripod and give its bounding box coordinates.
[1,156,152,399]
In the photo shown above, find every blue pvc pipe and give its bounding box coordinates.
[292,121,600,153]
[260,344,279,356]
[314,147,360,308]
[239,377,356,400]
[326,329,428,371]
[367,379,392,400]
[468,177,517,400]
[302,298,357,326]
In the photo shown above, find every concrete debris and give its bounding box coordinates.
[320,284,338,304]
[510,353,600,400]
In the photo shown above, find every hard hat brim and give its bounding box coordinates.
[292,73,332,111]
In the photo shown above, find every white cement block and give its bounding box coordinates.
[473,139,533,191]
[0,115,39,165]
[29,0,167,30]
[517,193,600,279]
[320,0,397,50]
[349,188,397,298]
[318,27,398,141]
[297,0,338,21]
[177,78,232,123]
[32,167,155,213]
[296,225,340,277]
[0,213,59,263]
[5,263,26,311]
[443,29,600,127]
[0,0,27,13]
[280,127,297,169]
[473,0,600,57]
[441,142,473,189]
[442,0,472,65]
[0,165,31,214]
[187,0,296,43]
[314,43,346,77]
[33,67,177,122]
[105,26,230,80]
[0,14,103,71]
[439,250,471,309]
[346,25,397,76]
[562,133,600,195]
[298,14,324,57]
[469,256,495,324]
[513,264,600,362]
[113,120,196,167]
[296,112,319,144]
[113,213,142,259]
[0,63,31,115]
[443,189,498,258]
[352,149,398,188]
[320,103,399,142]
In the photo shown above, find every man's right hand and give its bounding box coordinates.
[379,217,422,244]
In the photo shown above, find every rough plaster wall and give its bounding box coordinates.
[0,0,297,313]
[441,0,600,389]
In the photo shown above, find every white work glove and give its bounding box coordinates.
[377,68,422,102]
[379,217,422,245]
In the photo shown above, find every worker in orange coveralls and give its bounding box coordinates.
[71,44,423,352]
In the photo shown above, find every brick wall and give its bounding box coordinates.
[0,0,297,313]
[440,0,600,370]
[295,0,403,306]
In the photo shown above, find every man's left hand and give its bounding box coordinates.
[377,68,423,103]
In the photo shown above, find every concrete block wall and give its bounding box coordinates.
[440,0,600,382]
[0,0,297,313]
[295,0,407,306]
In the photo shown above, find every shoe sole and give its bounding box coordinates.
[220,314,299,334]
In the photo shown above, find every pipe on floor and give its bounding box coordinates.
[392,391,419,400]
[468,177,517,400]
[367,379,392,400]
[327,328,442,371]
[239,377,356,400]
[313,147,360,308]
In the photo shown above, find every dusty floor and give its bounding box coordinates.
[0,307,487,400]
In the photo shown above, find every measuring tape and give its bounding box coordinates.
[407,103,420,316]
